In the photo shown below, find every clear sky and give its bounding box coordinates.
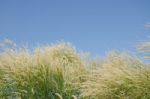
[0,0,150,56]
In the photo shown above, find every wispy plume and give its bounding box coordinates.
[145,23,150,28]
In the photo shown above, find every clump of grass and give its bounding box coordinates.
[0,42,86,99]
[79,52,150,99]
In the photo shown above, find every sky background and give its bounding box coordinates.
[0,0,150,56]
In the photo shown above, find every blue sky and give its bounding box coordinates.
[0,0,150,56]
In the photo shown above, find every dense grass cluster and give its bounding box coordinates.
[0,40,150,99]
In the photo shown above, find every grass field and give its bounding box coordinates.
[0,40,150,99]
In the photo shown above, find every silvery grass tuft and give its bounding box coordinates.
[0,41,86,99]
[79,51,150,99]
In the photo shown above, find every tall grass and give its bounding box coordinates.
[0,40,150,99]
[0,42,85,99]
[79,52,150,99]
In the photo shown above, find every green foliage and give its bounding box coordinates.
[0,42,84,99]
[0,41,150,99]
